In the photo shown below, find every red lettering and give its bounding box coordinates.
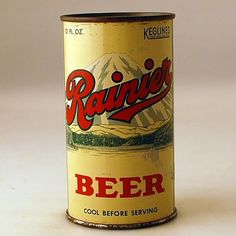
[162,58,173,85]
[138,73,151,100]
[84,90,107,116]
[95,177,118,198]
[149,67,164,93]
[117,79,140,105]
[66,58,173,130]
[66,69,95,130]
[143,174,165,196]
[120,177,142,198]
[75,174,94,196]
[75,173,165,198]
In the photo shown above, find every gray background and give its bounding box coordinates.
[1,1,236,235]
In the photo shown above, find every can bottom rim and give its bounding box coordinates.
[66,208,177,229]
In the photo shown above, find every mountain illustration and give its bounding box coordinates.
[67,53,172,128]
[66,53,173,148]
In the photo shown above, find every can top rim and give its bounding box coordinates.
[60,12,175,22]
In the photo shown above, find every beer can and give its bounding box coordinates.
[60,12,176,229]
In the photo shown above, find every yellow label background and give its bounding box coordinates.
[68,146,174,224]
[63,19,174,224]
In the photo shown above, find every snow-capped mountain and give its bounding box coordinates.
[68,53,172,128]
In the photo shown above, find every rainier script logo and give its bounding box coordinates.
[66,58,173,130]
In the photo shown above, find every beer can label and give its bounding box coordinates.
[63,19,175,225]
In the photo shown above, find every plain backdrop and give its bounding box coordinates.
[0,1,236,236]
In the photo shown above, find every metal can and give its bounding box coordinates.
[61,12,176,229]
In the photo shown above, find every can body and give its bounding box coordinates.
[61,13,176,229]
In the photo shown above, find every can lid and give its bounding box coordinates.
[60,12,175,22]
